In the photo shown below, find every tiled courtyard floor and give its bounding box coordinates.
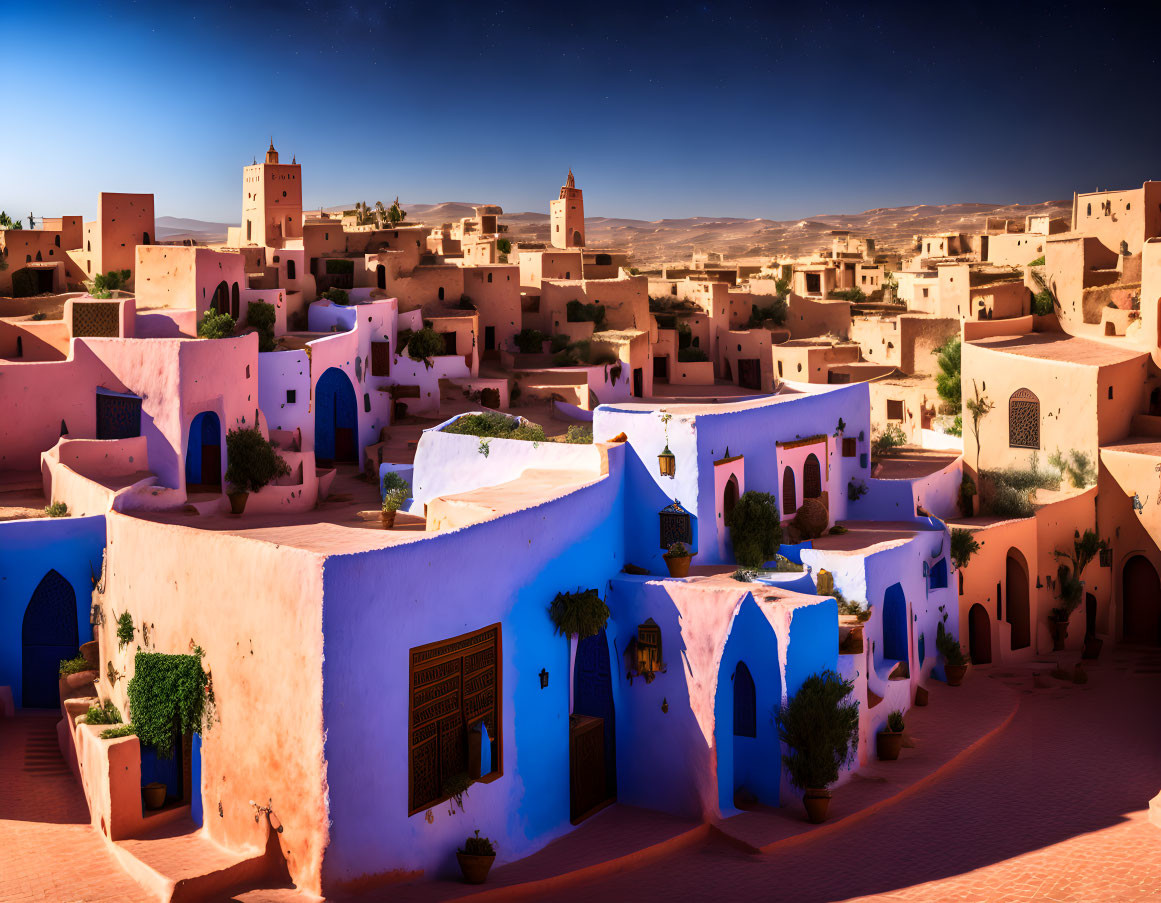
[4,646,1160,902]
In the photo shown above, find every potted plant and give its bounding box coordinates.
[936,607,968,686]
[381,472,410,528]
[456,830,496,884]
[1050,530,1108,652]
[663,541,693,577]
[223,426,291,515]
[876,710,905,761]
[776,670,860,823]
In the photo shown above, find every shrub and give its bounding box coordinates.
[772,554,804,572]
[1052,529,1109,620]
[443,412,546,442]
[514,328,545,354]
[957,473,977,517]
[663,541,690,560]
[381,471,410,513]
[566,300,607,329]
[100,723,136,740]
[44,501,69,517]
[90,269,130,298]
[950,528,980,570]
[747,298,788,327]
[1028,256,1045,267]
[127,650,210,758]
[728,491,782,568]
[1048,448,1097,488]
[847,479,867,502]
[224,426,291,494]
[936,607,967,667]
[246,300,277,352]
[886,710,905,733]
[834,592,870,622]
[562,425,592,444]
[31,311,47,320]
[461,830,496,857]
[496,238,511,255]
[406,327,445,364]
[84,700,122,725]
[677,346,709,363]
[198,310,235,340]
[116,611,135,649]
[1031,289,1055,316]
[871,424,907,459]
[59,655,91,678]
[934,336,961,411]
[550,333,571,353]
[324,258,355,275]
[946,413,963,437]
[776,670,860,790]
[981,459,1060,518]
[828,287,866,303]
[321,287,350,305]
[548,588,610,639]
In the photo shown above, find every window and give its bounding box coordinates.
[842,437,856,457]
[733,662,756,738]
[286,390,296,404]
[438,287,445,301]
[287,259,296,279]
[803,454,822,499]
[54,235,60,247]
[487,273,492,283]
[408,624,501,815]
[922,287,929,298]
[887,399,904,420]
[1087,203,1091,216]
[1108,386,1114,399]
[1009,388,1040,449]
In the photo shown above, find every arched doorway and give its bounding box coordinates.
[882,582,908,663]
[715,598,780,813]
[803,453,822,499]
[782,467,796,515]
[1122,555,1161,645]
[1005,549,1030,649]
[210,281,230,316]
[22,570,79,708]
[185,411,222,492]
[723,475,739,524]
[376,265,386,290]
[230,282,240,319]
[573,230,583,247]
[314,367,358,465]
[572,628,615,821]
[968,603,991,664]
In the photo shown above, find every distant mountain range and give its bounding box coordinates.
[156,198,1072,265]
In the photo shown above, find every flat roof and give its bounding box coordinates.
[967,332,1146,367]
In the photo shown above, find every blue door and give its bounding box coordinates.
[22,570,79,708]
[314,368,358,464]
[573,629,616,802]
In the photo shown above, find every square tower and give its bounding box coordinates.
[242,141,302,248]
[550,169,584,249]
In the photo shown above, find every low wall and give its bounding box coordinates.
[670,360,715,385]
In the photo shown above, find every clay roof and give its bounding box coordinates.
[967,332,1146,367]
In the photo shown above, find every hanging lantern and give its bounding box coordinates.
[658,444,676,478]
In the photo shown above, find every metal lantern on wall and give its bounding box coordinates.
[658,444,676,478]
[659,499,693,549]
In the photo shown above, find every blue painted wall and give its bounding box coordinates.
[0,515,105,706]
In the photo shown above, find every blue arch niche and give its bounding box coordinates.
[882,582,909,663]
[315,367,358,464]
[714,596,781,814]
[185,411,222,491]
[22,569,79,708]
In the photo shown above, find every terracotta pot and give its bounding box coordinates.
[142,782,167,810]
[914,686,929,707]
[664,554,692,578]
[876,730,904,761]
[228,491,249,515]
[381,509,397,529]
[63,670,98,691]
[803,788,831,824]
[456,852,495,885]
[80,639,100,670]
[1049,619,1068,652]
[945,664,967,686]
[1082,636,1103,660]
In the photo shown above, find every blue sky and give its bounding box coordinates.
[1,0,1158,222]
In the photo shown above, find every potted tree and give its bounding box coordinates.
[727,490,782,568]
[456,830,496,884]
[663,541,693,577]
[776,670,860,823]
[876,709,905,761]
[223,426,291,515]
[381,472,410,528]
[1050,530,1108,652]
[936,607,968,686]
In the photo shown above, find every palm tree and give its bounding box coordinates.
[374,200,387,228]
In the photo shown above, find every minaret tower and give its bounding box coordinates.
[550,168,584,249]
[241,139,302,247]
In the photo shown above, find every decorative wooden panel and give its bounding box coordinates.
[658,500,692,549]
[1009,388,1040,449]
[72,302,119,338]
[408,623,501,814]
[371,340,391,376]
[842,437,856,458]
[569,714,606,822]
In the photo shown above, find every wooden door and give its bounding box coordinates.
[738,358,761,390]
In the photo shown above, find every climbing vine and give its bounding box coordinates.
[126,648,212,758]
[116,612,135,649]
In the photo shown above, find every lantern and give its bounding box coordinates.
[658,444,676,478]
[659,500,692,549]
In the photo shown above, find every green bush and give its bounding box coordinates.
[1031,289,1055,316]
[100,723,136,740]
[246,300,277,352]
[224,426,291,493]
[321,287,350,305]
[566,300,607,329]
[548,588,610,639]
[727,491,782,568]
[951,528,980,570]
[678,347,709,363]
[553,340,591,366]
[834,591,870,621]
[324,258,355,275]
[828,287,866,303]
[981,459,1060,518]
[127,650,210,758]
[90,269,130,298]
[748,298,788,327]
[562,425,592,444]
[886,710,905,733]
[936,606,967,667]
[497,238,512,255]
[198,310,235,340]
[44,501,69,517]
[934,336,961,411]
[1048,448,1097,488]
[514,328,545,354]
[871,424,907,459]
[381,471,410,513]
[443,412,546,442]
[776,670,860,790]
[550,333,571,353]
[84,700,122,725]
[406,327,445,363]
[1028,256,1046,267]
[116,611,135,649]
[59,655,91,678]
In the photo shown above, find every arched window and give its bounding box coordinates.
[142,231,151,245]
[782,467,796,515]
[1009,388,1040,449]
[287,259,296,279]
[803,454,822,499]
[723,475,739,524]
[438,286,445,301]
[733,661,756,738]
[54,235,60,247]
